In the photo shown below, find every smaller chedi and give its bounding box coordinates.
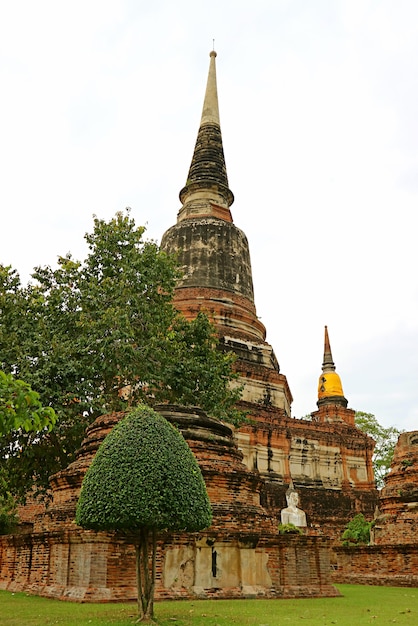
[374,430,418,545]
[281,480,307,527]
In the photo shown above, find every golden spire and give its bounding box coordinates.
[317,326,347,406]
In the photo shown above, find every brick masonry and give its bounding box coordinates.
[333,544,418,587]
[333,431,418,585]
[0,406,339,601]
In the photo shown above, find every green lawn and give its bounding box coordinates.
[0,585,417,625]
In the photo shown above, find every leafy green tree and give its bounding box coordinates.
[161,312,243,424]
[355,411,402,489]
[0,210,242,500]
[341,513,372,546]
[0,370,56,436]
[0,371,56,530]
[76,404,212,622]
[0,467,18,535]
[0,260,91,500]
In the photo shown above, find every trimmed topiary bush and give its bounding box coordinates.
[76,404,212,622]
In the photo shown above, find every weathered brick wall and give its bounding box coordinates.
[333,545,418,587]
[266,535,339,598]
[16,495,48,533]
[0,530,137,601]
[0,529,338,601]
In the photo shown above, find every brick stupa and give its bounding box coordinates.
[160,54,377,539]
[374,431,418,544]
[0,50,380,599]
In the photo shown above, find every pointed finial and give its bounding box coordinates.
[200,49,220,125]
[322,325,336,373]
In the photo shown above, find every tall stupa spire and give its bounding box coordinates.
[161,50,266,342]
[160,49,293,416]
[178,51,234,221]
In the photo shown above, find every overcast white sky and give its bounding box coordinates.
[1,0,417,431]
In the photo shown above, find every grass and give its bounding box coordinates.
[0,585,417,625]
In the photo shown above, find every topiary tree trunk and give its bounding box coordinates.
[135,528,157,622]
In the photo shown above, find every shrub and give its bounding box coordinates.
[278,523,304,535]
[341,513,372,546]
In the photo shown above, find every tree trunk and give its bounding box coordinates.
[135,527,157,622]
